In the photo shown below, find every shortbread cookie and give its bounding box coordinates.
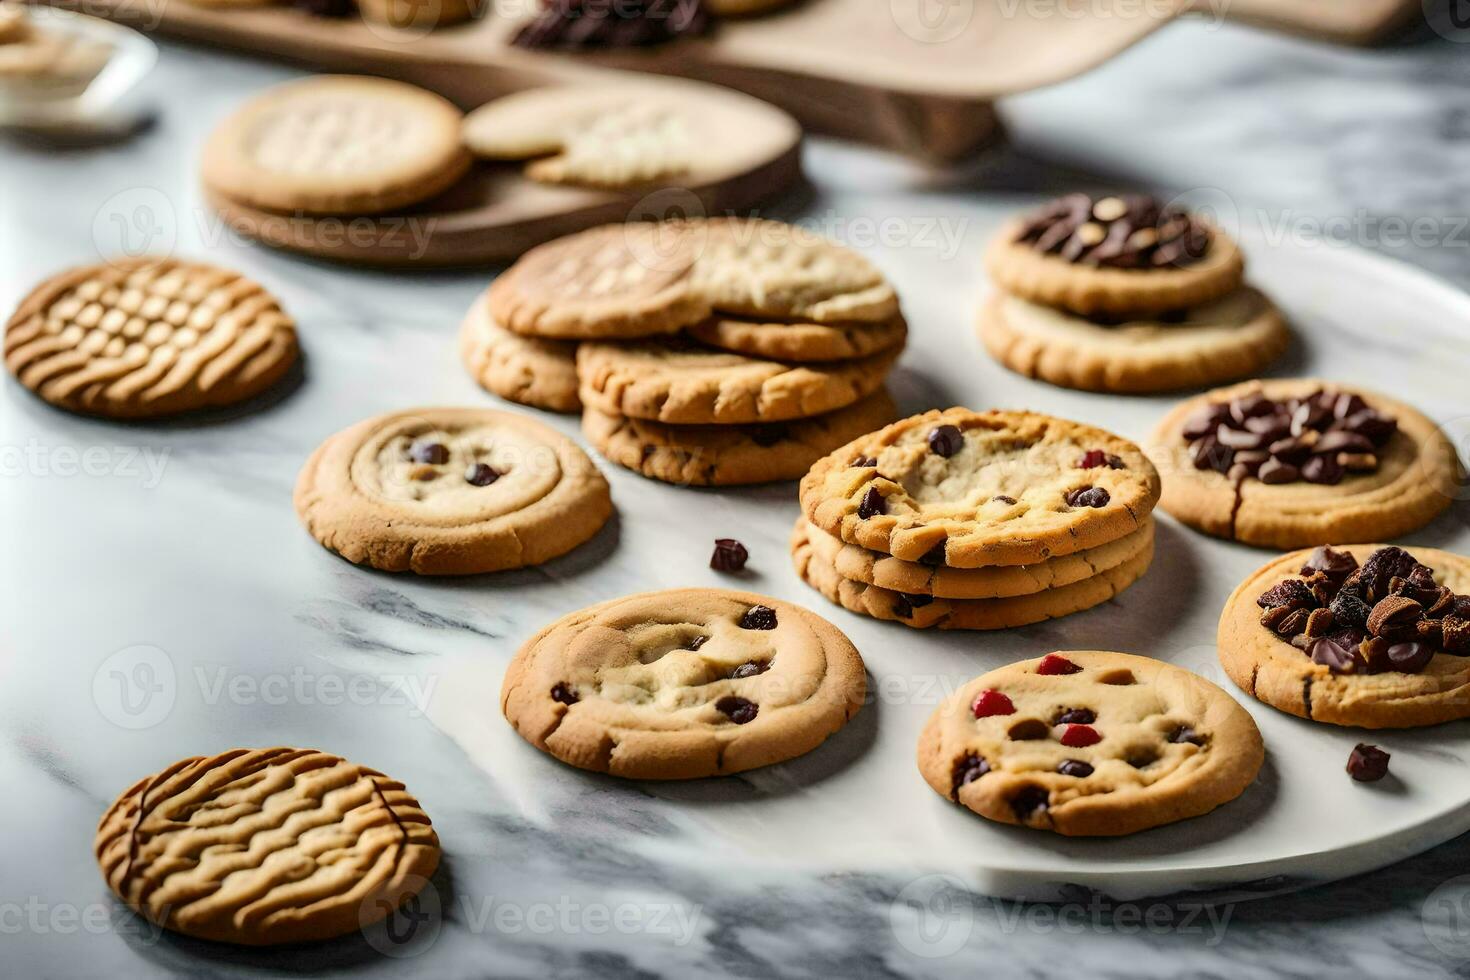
[687,313,907,363]
[977,286,1289,393]
[95,748,440,946]
[801,408,1161,567]
[577,339,898,426]
[1148,379,1460,548]
[294,407,612,575]
[802,517,1155,600]
[984,194,1245,317]
[918,652,1263,836]
[583,388,897,486]
[460,290,580,413]
[792,520,1153,629]
[202,76,471,216]
[5,258,298,418]
[501,589,867,779]
[1218,544,1470,728]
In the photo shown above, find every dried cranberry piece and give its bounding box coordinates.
[1360,547,1419,599]
[710,539,749,572]
[550,683,578,705]
[1057,760,1094,778]
[738,605,777,630]
[1036,654,1082,675]
[971,689,1016,718]
[715,696,758,725]
[858,486,886,519]
[1347,744,1391,782]
[1054,707,1096,725]
[928,425,964,458]
[1060,724,1101,748]
[1065,486,1110,508]
[1077,449,1124,470]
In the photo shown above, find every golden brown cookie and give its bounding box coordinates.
[294,407,612,575]
[95,748,440,946]
[984,194,1244,318]
[460,289,580,413]
[202,76,471,216]
[357,0,478,29]
[582,389,897,486]
[687,313,907,363]
[976,286,1289,393]
[792,519,1153,630]
[1147,379,1461,548]
[5,257,298,418]
[1218,544,1470,729]
[800,408,1161,567]
[501,589,867,779]
[917,652,1263,836]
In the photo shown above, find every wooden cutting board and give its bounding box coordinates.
[31,0,1189,159]
[1196,0,1420,44]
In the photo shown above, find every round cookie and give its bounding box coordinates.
[583,388,897,486]
[577,339,898,426]
[5,257,298,418]
[984,194,1245,318]
[0,4,31,44]
[802,517,1155,600]
[800,408,1161,567]
[1218,544,1470,729]
[501,589,867,779]
[202,75,471,216]
[1148,379,1461,548]
[460,290,580,413]
[95,748,440,946]
[294,407,612,575]
[357,0,478,29]
[792,519,1154,630]
[687,313,907,363]
[977,286,1289,393]
[917,652,1263,836]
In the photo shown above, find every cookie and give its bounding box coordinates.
[792,519,1153,629]
[687,313,907,363]
[800,408,1161,567]
[582,388,897,486]
[802,517,1155,600]
[357,0,478,29]
[984,194,1244,318]
[577,338,898,426]
[5,257,298,418]
[977,286,1289,393]
[1218,544,1470,728]
[501,588,867,779]
[202,76,471,216]
[917,652,1263,836]
[460,290,580,413]
[95,748,440,946]
[0,4,31,44]
[294,407,612,575]
[1148,379,1461,548]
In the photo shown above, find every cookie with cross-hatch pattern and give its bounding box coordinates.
[501,589,867,779]
[5,257,298,418]
[94,748,440,946]
[918,652,1263,837]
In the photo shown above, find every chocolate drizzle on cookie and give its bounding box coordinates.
[513,0,709,50]
[1014,193,1212,269]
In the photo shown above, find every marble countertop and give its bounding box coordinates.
[5,11,1470,979]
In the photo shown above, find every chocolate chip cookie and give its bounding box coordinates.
[502,589,867,779]
[1219,544,1470,728]
[918,652,1263,836]
[294,407,612,575]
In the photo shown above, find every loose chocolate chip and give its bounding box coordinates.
[992,495,1018,505]
[1077,449,1124,470]
[1257,458,1299,485]
[715,696,758,725]
[1065,486,1110,508]
[1010,785,1050,819]
[1301,454,1345,485]
[858,486,886,519]
[1168,725,1206,746]
[928,424,963,458]
[1387,642,1435,674]
[1310,636,1365,674]
[1057,760,1094,778]
[465,463,501,487]
[950,753,990,799]
[730,660,769,679]
[409,440,449,465]
[710,539,749,572]
[1347,744,1391,782]
[1054,707,1096,725]
[550,683,578,705]
[738,605,777,630]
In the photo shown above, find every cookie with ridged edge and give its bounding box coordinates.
[5,257,298,418]
[984,215,1244,318]
[1218,544,1470,729]
[460,289,580,413]
[94,747,440,946]
[501,588,867,779]
[800,408,1161,568]
[582,388,896,486]
[202,76,471,216]
[294,407,611,575]
[977,286,1289,393]
[803,516,1155,600]
[687,313,907,363]
[918,652,1263,836]
[1147,379,1461,549]
[792,519,1153,630]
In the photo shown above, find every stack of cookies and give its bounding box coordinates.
[793,408,1161,630]
[978,193,1290,393]
[465,217,906,486]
